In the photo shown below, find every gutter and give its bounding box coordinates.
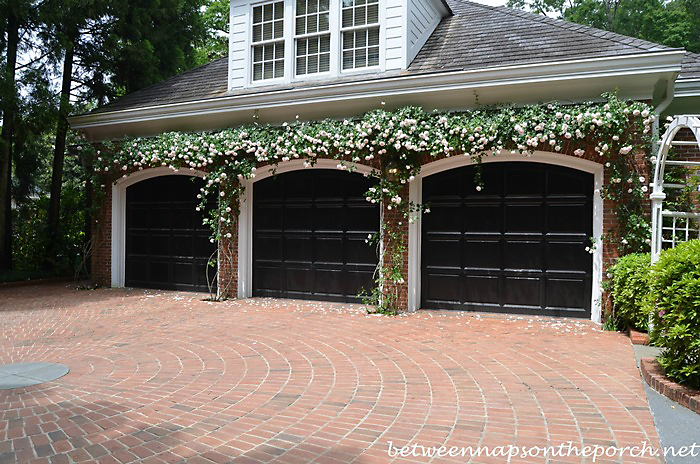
[68,50,685,131]
[675,78,700,98]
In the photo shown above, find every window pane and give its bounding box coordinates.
[308,0,317,13]
[276,42,285,59]
[264,62,273,79]
[319,12,329,31]
[343,31,353,50]
[296,17,305,35]
[308,54,318,73]
[342,9,352,27]
[253,25,262,43]
[355,6,365,26]
[253,63,263,81]
[356,49,366,68]
[253,6,262,24]
[308,14,317,33]
[320,53,330,72]
[320,0,329,12]
[297,38,307,56]
[367,4,379,23]
[264,3,273,21]
[274,19,283,38]
[264,45,274,61]
[296,56,306,75]
[343,0,354,8]
[356,30,367,48]
[253,45,263,62]
[308,37,319,54]
[368,46,379,66]
[368,27,379,46]
[343,50,353,69]
[320,34,330,53]
[263,22,272,40]
[274,60,284,78]
[274,1,284,19]
[296,0,306,15]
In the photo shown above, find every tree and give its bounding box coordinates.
[506,0,700,53]
[196,0,229,65]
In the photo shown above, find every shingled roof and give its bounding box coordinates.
[680,52,700,80]
[86,0,688,116]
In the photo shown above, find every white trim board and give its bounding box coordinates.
[236,159,375,298]
[407,151,604,323]
[110,167,207,288]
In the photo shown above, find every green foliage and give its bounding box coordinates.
[607,253,652,330]
[195,0,230,64]
[507,0,700,53]
[649,240,700,388]
[87,93,654,312]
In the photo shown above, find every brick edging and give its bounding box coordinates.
[628,327,650,345]
[640,357,700,414]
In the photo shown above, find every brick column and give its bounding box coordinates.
[91,183,112,287]
[216,219,238,299]
[381,184,410,312]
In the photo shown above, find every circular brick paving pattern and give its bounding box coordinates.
[0,284,661,463]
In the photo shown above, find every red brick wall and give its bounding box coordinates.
[91,187,112,287]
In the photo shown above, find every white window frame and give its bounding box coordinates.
[294,0,333,78]
[250,0,287,84]
[339,0,382,74]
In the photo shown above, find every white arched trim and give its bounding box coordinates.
[408,151,605,323]
[237,159,375,298]
[111,167,207,288]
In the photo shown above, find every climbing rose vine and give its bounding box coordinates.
[83,93,654,311]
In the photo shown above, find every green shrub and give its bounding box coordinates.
[607,252,652,331]
[650,240,700,388]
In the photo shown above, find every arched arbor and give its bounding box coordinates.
[651,115,700,263]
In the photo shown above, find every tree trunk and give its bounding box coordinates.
[45,32,76,270]
[0,4,19,272]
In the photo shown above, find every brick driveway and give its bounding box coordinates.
[1,284,659,463]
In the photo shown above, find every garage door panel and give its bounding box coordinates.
[504,240,542,270]
[547,170,589,196]
[424,203,462,232]
[315,237,343,263]
[425,272,463,303]
[463,238,499,269]
[422,163,593,317]
[548,203,591,233]
[504,204,543,232]
[126,176,215,292]
[256,206,283,229]
[506,168,544,196]
[256,266,283,293]
[315,205,345,230]
[314,269,344,295]
[253,170,379,303]
[504,276,542,307]
[464,275,499,304]
[464,204,500,232]
[547,241,589,272]
[347,205,378,232]
[546,277,588,311]
[285,205,313,230]
[255,236,282,260]
[284,236,314,262]
[346,237,377,265]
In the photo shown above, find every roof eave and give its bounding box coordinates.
[69,50,685,139]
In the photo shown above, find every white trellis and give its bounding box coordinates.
[650,115,700,263]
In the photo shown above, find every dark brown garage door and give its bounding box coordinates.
[421,162,593,317]
[126,175,215,292]
[253,170,379,302]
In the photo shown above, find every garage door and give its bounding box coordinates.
[253,170,379,302]
[125,175,215,292]
[421,162,593,317]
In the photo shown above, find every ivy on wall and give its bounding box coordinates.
[83,93,654,311]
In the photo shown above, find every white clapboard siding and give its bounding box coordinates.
[228,2,248,89]
[406,0,444,65]
[384,0,405,71]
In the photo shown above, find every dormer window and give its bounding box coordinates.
[341,0,379,70]
[295,0,331,75]
[247,0,384,84]
[252,1,285,81]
